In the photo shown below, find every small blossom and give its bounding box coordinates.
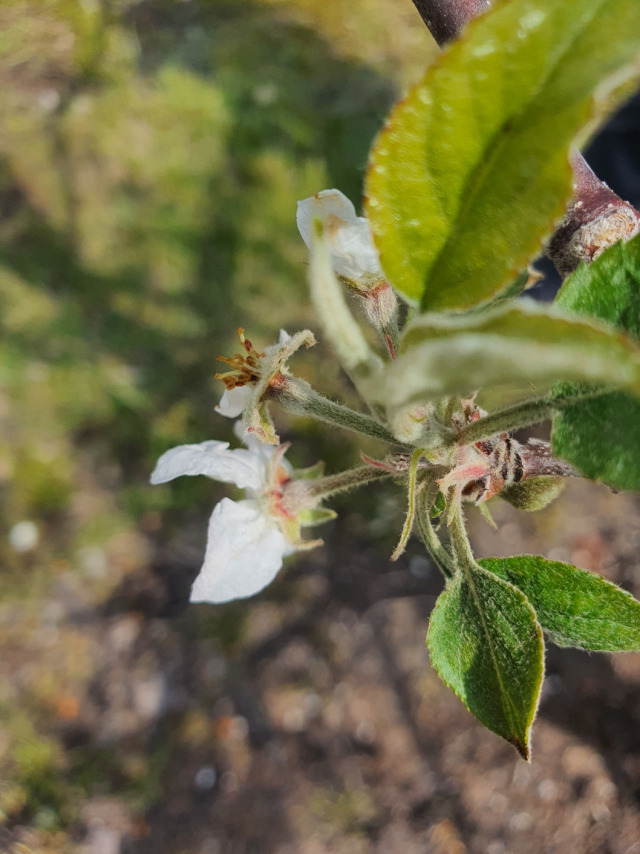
[215,328,315,443]
[151,431,324,603]
[297,189,383,283]
[297,190,399,355]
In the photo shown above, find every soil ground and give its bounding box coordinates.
[4,477,640,854]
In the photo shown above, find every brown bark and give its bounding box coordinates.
[547,152,640,277]
[411,0,490,46]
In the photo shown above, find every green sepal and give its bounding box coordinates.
[481,555,640,651]
[477,502,498,529]
[499,476,565,512]
[430,490,447,520]
[298,507,338,527]
[294,461,326,480]
[247,402,278,445]
[427,564,544,760]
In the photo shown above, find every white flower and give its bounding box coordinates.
[216,329,291,420]
[151,433,301,603]
[296,189,383,282]
[214,328,315,444]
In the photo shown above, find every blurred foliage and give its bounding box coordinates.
[0,0,430,844]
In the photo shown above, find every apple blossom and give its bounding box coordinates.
[151,432,326,603]
[297,189,399,356]
[215,327,316,443]
[296,189,383,283]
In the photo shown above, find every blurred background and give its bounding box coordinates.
[1,2,640,852]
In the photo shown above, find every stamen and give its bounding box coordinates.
[215,328,266,390]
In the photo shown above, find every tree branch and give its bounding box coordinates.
[411,0,490,46]
[410,0,640,277]
[547,151,640,276]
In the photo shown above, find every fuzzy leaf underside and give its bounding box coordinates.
[553,236,640,490]
[427,565,544,759]
[364,301,640,410]
[481,555,640,651]
[365,0,640,310]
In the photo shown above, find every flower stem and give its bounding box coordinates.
[277,377,401,446]
[453,387,612,446]
[415,476,456,579]
[308,465,397,499]
[448,501,477,573]
[391,449,423,561]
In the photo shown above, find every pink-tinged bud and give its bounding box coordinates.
[360,281,399,331]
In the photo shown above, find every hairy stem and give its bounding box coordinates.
[277,377,400,445]
[448,501,477,572]
[391,449,423,561]
[454,387,613,445]
[308,464,397,499]
[416,477,456,579]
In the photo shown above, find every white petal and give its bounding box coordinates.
[329,217,382,280]
[150,441,266,491]
[296,189,382,280]
[190,498,293,603]
[263,328,291,359]
[216,385,252,418]
[296,189,356,249]
[232,422,292,479]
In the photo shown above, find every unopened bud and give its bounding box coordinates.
[500,476,565,512]
[360,281,399,332]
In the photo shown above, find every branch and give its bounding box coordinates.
[547,151,640,277]
[411,0,490,46]
[410,0,640,277]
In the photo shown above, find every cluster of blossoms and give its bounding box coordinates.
[151,190,571,604]
[149,0,640,762]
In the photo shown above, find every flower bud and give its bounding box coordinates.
[500,476,565,512]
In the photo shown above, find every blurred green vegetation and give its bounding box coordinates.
[0,0,431,844]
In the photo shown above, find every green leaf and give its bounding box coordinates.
[481,555,640,651]
[464,270,531,315]
[427,565,544,759]
[555,235,640,333]
[552,235,640,490]
[365,0,640,310]
[363,301,640,410]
